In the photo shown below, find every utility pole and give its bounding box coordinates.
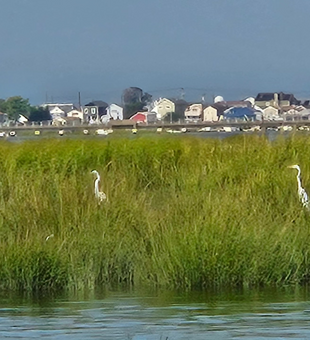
[180,88,185,100]
[78,92,81,110]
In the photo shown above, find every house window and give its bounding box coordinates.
[84,108,89,114]
[91,108,97,114]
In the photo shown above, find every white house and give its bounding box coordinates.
[106,104,123,120]
[18,114,28,124]
[42,103,76,120]
[49,106,65,119]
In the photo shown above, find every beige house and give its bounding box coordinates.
[67,109,84,121]
[203,105,219,122]
[185,103,203,122]
[262,106,279,120]
[151,98,175,120]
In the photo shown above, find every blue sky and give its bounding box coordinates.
[1,0,310,105]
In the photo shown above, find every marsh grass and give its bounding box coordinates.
[0,133,310,292]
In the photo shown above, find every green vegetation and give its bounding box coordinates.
[0,96,51,122]
[0,134,310,292]
[1,96,31,121]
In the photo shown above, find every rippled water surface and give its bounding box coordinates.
[1,287,310,339]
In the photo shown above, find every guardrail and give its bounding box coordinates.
[0,120,309,132]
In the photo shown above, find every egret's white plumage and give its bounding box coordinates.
[288,165,309,209]
[45,234,54,241]
[91,170,107,203]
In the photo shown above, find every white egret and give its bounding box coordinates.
[91,170,107,203]
[45,234,54,241]
[288,165,309,209]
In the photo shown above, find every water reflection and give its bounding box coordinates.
[0,287,310,339]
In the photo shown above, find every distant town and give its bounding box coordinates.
[0,87,309,127]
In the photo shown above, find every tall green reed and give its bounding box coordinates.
[0,134,310,292]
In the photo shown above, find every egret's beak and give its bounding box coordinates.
[288,165,294,168]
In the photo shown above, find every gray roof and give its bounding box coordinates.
[85,100,108,107]
[44,104,77,114]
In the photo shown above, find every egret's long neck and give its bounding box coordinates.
[296,170,303,192]
[94,174,100,195]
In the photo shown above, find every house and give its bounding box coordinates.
[130,112,148,123]
[203,105,219,122]
[281,105,310,121]
[18,114,28,125]
[201,99,250,122]
[284,108,310,121]
[184,103,203,122]
[281,105,305,116]
[106,104,123,120]
[50,106,65,119]
[42,103,76,120]
[255,92,300,108]
[151,98,175,120]
[297,109,310,120]
[83,101,109,122]
[223,107,261,122]
[262,106,279,120]
[67,109,84,122]
[206,98,252,120]
[130,111,156,124]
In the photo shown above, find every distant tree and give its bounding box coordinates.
[174,100,187,120]
[5,96,30,121]
[122,87,143,104]
[141,92,152,105]
[0,99,6,112]
[29,106,51,122]
[122,87,153,119]
[124,102,145,119]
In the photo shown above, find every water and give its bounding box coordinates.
[3,129,286,144]
[1,287,310,339]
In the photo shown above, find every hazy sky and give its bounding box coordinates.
[1,0,310,104]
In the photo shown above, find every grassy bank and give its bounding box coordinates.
[0,133,310,292]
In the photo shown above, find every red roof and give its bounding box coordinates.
[130,112,147,123]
